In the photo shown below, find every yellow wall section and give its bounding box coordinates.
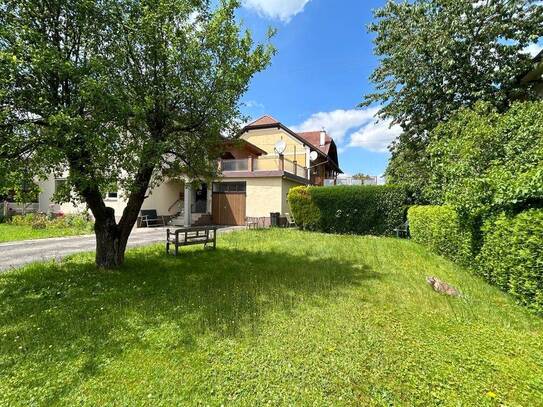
[217,177,282,218]
[241,127,308,167]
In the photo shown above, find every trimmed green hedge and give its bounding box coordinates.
[407,205,474,266]
[476,210,543,313]
[288,185,407,235]
[287,186,319,230]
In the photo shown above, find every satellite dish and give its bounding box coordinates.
[309,151,318,161]
[274,140,287,155]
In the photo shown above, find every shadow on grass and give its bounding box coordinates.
[0,245,379,403]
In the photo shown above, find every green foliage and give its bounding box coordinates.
[408,206,474,266]
[0,0,274,266]
[287,186,319,230]
[427,101,543,217]
[476,210,543,313]
[288,185,407,236]
[1,230,543,405]
[365,0,543,198]
[9,213,92,230]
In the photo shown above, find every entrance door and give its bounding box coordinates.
[212,182,246,225]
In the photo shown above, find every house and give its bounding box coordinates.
[37,115,342,226]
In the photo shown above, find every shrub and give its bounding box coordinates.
[287,186,319,230]
[476,210,543,313]
[407,205,474,266]
[288,185,407,236]
[8,212,93,231]
[311,185,407,235]
[427,101,543,217]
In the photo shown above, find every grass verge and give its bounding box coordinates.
[0,224,93,243]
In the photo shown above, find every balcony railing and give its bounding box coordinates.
[220,157,308,179]
[221,159,248,172]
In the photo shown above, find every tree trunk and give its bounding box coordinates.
[93,207,128,268]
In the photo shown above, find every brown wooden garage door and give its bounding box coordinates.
[212,182,246,226]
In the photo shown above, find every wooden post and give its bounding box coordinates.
[279,154,284,171]
[293,160,298,176]
[248,156,253,172]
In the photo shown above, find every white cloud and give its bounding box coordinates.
[348,119,402,153]
[524,43,543,58]
[291,108,380,144]
[242,0,311,23]
[243,100,264,109]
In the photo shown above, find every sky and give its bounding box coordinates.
[235,0,402,177]
[235,0,543,177]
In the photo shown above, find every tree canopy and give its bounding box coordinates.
[427,101,543,219]
[0,0,274,267]
[365,0,543,196]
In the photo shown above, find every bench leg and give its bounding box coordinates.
[174,244,179,256]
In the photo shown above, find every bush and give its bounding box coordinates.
[288,185,407,236]
[407,205,474,266]
[9,212,93,231]
[476,210,543,313]
[287,186,319,230]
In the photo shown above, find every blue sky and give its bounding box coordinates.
[236,0,399,177]
[236,0,543,177]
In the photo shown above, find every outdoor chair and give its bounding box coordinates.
[393,220,410,238]
[285,212,296,228]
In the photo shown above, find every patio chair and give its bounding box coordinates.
[284,212,296,228]
[246,216,259,229]
[393,220,409,238]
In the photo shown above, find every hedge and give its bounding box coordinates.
[288,185,407,236]
[407,205,474,266]
[476,210,543,313]
[286,186,319,230]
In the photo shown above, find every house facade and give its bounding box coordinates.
[37,115,342,226]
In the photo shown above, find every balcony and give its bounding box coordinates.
[219,156,308,179]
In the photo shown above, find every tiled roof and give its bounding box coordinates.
[245,115,281,127]
[297,131,332,155]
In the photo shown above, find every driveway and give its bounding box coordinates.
[0,226,243,272]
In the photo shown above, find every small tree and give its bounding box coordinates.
[1,0,274,267]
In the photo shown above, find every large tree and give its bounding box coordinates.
[364,0,543,197]
[0,0,273,268]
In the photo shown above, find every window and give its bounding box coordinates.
[212,182,246,193]
[103,182,119,200]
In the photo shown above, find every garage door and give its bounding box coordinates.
[212,182,246,226]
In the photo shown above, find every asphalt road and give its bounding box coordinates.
[0,226,242,272]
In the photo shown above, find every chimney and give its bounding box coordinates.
[320,128,326,147]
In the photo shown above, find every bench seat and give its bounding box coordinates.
[166,226,217,255]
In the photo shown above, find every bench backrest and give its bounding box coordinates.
[140,209,159,220]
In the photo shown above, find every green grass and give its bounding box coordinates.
[0,224,93,243]
[1,229,542,406]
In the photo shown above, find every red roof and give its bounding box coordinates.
[246,115,281,128]
[297,131,332,155]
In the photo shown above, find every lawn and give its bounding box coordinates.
[1,229,542,406]
[0,223,93,243]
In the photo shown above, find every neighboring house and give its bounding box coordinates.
[37,115,342,226]
[520,49,543,98]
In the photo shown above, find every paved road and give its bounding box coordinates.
[0,226,242,272]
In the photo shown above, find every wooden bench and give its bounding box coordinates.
[166,226,217,255]
[140,209,167,227]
